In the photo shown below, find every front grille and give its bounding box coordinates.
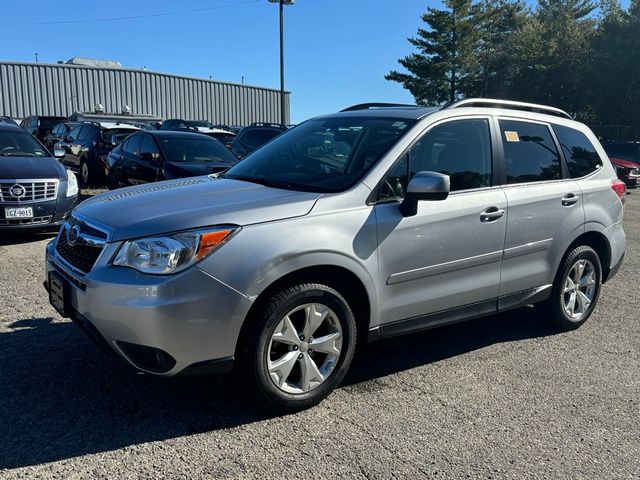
[0,215,52,226]
[55,217,108,274]
[0,179,58,204]
[56,230,103,273]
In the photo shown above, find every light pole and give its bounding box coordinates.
[268,0,293,126]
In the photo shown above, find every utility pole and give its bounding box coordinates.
[268,0,294,126]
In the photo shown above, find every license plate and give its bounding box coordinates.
[48,271,70,318]
[5,207,34,219]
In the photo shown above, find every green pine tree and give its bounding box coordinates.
[386,0,479,105]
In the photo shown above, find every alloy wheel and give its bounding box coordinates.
[267,303,343,394]
[562,259,597,321]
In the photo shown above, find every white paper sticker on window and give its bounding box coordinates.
[505,131,519,142]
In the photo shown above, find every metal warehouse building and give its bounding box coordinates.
[0,60,290,125]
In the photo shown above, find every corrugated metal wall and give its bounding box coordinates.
[0,61,289,125]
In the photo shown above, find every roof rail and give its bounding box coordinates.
[444,98,573,120]
[341,102,419,112]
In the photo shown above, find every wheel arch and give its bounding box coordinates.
[563,230,612,282]
[235,264,373,358]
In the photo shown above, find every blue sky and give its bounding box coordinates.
[0,0,429,123]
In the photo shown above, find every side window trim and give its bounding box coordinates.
[496,116,568,186]
[371,115,496,204]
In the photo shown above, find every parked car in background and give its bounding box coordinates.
[602,141,640,187]
[1,116,19,126]
[609,157,639,187]
[198,128,236,148]
[43,122,80,150]
[230,122,287,159]
[54,122,139,187]
[214,124,243,135]
[45,99,625,411]
[20,115,66,143]
[0,123,78,231]
[105,130,238,189]
[160,119,236,148]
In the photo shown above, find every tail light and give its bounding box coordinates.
[612,179,626,205]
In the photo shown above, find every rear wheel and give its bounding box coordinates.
[237,283,357,411]
[539,246,602,330]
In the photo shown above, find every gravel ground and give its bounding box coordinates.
[0,192,638,479]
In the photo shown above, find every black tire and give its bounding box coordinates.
[538,246,602,331]
[80,159,93,188]
[236,283,357,412]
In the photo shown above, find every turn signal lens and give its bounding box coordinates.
[197,229,236,260]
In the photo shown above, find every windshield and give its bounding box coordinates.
[224,116,415,192]
[0,130,48,157]
[158,136,237,164]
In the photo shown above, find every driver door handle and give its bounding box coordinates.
[480,206,505,222]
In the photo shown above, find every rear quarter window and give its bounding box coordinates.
[554,125,602,178]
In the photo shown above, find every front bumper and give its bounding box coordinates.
[0,195,77,232]
[45,238,253,376]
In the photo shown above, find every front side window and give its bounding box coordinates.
[554,125,602,178]
[140,135,159,156]
[123,133,142,155]
[224,116,415,193]
[500,120,561,184]
[379,118,492,201]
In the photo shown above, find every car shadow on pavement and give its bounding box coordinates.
[0,308,558,469]
[0,231,57,246]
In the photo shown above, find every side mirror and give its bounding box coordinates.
[399,171,450,217]
[53,148,65,159]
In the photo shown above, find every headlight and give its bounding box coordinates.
[66,169,78,197]
[112,227,240,275]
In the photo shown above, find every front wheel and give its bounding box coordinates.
[540,246,602,330]
[237,283,357,411]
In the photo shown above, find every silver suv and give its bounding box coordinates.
[45,99,626,411]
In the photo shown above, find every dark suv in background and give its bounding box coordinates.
[230,122,287,159]
[54,122,139,187]
[106,130,237,189]
[43,122,80,150]
[20,115,66,143]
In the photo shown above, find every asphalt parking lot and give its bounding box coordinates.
[1,193,638,479]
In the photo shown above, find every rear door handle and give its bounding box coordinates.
[480,206,505,222]
[562,193,580,206]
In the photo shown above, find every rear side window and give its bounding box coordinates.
[554,125,602,178]
[500,120,561,184]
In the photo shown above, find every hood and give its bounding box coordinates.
[164,161,232,177]
[75,176,322,241]
[610,157,640,169]
[0,156,65,179]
